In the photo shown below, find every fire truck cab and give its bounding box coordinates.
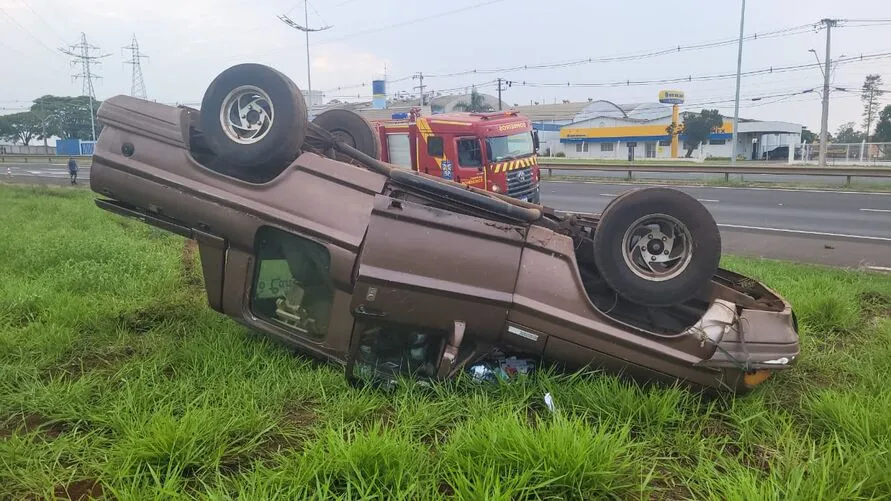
[372,109,542,203]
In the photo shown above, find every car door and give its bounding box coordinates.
[347,194,527,379]
[453,136,486,186]
[238,224,356,362]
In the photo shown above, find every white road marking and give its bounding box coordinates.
[697,199,720,203]
[599,193,617,197]
[777,203,784,206]
[717,224,891,242]
[866,266,891,272]
[552,210,890,242]
[544,179,891,196]
[859,208,891,213]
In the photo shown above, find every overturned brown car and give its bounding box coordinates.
[88,63,799,394]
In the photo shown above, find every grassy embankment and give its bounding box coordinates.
[1,184,890,499]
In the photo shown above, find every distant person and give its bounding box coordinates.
[67,157,78,185]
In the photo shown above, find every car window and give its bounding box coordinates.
[387,133,412,168]
[250,226,334,339]
[456,138,482,167]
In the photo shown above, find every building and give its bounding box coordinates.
[512,102,590,156]
[555,100,802,160]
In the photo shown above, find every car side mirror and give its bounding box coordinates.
[532,130,540,151]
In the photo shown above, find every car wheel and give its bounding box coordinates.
[200,63,307,178]
[592,187,721,307]
[311,108,381,160]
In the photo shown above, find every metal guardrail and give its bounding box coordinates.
[538,161,891,185]
[0,155,93,164]
[3,155,890,185]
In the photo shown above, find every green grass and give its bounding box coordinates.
[1,184,891,500]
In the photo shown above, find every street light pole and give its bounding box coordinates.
[818,18,836,167]
[730,0,745,167]
[278,2,332,111]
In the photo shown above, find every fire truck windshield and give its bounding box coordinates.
[485,131,535,162]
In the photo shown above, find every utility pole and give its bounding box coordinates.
[865,87,876,140]
[278,2,332,111]
[496,78,513,111]
[818,18,837,167]
[413,72,425,107]
[59,33,110,142]
[729,0,746,167]
[122,34,148,100]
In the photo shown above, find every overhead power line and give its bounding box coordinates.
[318,18,889,96]
[495,51,891,89]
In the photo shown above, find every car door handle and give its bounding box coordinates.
[354,305,387,318]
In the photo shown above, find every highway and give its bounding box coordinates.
[3,164,890,270]
[545,167,891,186]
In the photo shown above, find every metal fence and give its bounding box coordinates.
[799,142,891,165]
[0,145,56,155]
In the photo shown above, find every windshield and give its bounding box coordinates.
[485,131,534,163]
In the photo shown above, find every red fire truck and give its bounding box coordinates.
[370,108,542,203]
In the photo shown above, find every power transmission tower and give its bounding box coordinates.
[278,1,332,111]
[59,32,110,141]
[122,34,148,99]
[412,72,425,106]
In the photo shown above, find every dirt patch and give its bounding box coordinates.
[55,345,136,379]
[859,291,891,319]
[0,413,68,440]
[52,479,104,501]
[76,302,198,337]
[283,405,318,429]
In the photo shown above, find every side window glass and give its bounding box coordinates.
[250,226,334,339]
[456,138,482,167]
[387,133,412,168]
[427,136,444,157]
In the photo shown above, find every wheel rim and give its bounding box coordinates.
[620,213,694,282]
[219,85,275,144]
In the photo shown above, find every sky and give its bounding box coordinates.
[2,0,891,133]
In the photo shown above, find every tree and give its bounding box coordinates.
[874,104,891,142]
[801,127,818,143]
[0,111,43,145]
[665,109,724,158]
[31,95,102,141]
[861,74,884,139]
[835,122,864,143]
[453,88,492,113]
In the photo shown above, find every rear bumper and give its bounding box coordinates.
[696,301,800,373]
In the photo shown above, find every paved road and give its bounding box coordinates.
[4,165,890,269]
[545,168,891,186]
[542,181,891,269]
[542,181,891,239]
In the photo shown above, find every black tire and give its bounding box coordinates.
[311,108,381,159]
[592,187,721,307]
[200,63,307,177]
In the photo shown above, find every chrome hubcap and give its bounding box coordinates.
[219,85,274,144]
[621,213,694,282]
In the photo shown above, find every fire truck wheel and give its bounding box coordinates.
[311,108,381,160]
[592,187,721,307]
[200,63,307,176]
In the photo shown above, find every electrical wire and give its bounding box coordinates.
[318,21,819,93]
[0,5,63,58]
[497,52,891,89]
[312,0,509,46]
